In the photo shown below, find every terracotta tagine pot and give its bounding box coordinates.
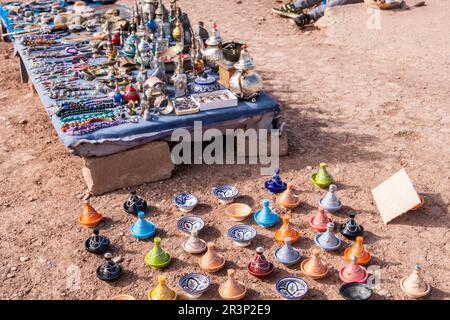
[300,248,329,280]
[319,184,342,213]
[400,265,431,299]
[309,208,332,232]
[183,225,207,254]
[339,255,368,283]
[339,211,364,240]
[199,242,226,273]
[247,247,274,278]
[274,215,300,244]
[344,236,372,266]
[310,162,333,189]
[276,183,300,209]
[144,237,172,269]
[112,294,136,300]
[148,276,177,300]
[79,199,103,228]
[219,269,247,300]
[274,237,301,266]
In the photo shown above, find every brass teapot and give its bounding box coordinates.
[229,44,263,101]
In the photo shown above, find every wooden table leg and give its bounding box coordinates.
[18,55,29,84]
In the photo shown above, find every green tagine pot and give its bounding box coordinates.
[310,162,333,189]
[145,237,172,269]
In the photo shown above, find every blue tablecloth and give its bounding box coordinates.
[0,4,281,157]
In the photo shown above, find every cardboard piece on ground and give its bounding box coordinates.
[371,168,421,224]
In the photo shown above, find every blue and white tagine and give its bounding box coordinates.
[228,224,257,247]
[179,273,211,299]
[314,222,341,251]
[212,185,239,204]
[177,216,205,236]
[264,168,287,194]
[319,184,342,213]
[275,276,309,300]
[174,193,198,212]
[274,237,301,266]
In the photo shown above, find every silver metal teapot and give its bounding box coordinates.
[229,44,263,101]
[202,23,224,69]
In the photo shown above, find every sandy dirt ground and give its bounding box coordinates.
[0,0,449,300]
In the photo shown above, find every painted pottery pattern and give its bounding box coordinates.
[177,216,205,234]
[228,225,257,242]
[276,277,309,299]
[179,273,211,294]
[213,185,239,199]
[175,193,198,207]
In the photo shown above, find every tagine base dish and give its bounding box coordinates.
[148,289,177,300]
[96,265,122,282]
[218,283,247,300]
[247,262,274,278]
[79,214,103,228]
[399,276,431,298]
[310,173,331,189]
[300,260,329,279]
[274,248,301,266]
[343,248,372,266]
[339,282,373,300]
[313,233,341,251]
[319,198,342,212]
[199,256,226,273]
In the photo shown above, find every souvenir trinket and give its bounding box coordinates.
[276,183,300,209]
[274,237,301,266]
[174,193,198,212]
[225,203,252,221]
[229,44,263,101]
[123,190,147,214]
[264,168,287,194]
[122,32,138,57]
[177,216,205,235]
[219,269,247,300]
[112,294,136,300]
[173,96,200,115]
[179,273,211,299]
[319,184,342,212]
[339,282,373,300]
[113,84,123,105]
[85,228,110,254]
[148,276,177,300]
[275,277,309,300]
[173,56,188,97]
[123,84,140,103]
[339,212,364,240]
[202,23,224,69]
[310,162,333,189]
[217,60,236,88]
[300,248,329,279]
[247,247,274,278]
[183,225,207,254]
[199,242,225,273]
[339,255,368,283]
[193,73,221,93]
[79,199,103,228]
[145,237,172,269]
[195,21,209,44]
[96,253,122,282]
[314,222,341,251]
[274,215,300,244]
[310,208,332,232]
[400,265,430,299]
[212,185,239,204]
[227,224,257,247]
[344,236,371,265]
[254,199,279,228]
[191,90,238,111]
[130,211,156,239]
[172,17,183,43]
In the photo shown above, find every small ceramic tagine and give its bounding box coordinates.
[310,162,333,189]
[219,269,247,300]
[123,190,147,215]
[228,224,257,247]
[319,184,342,213]
[400,265,431,299]
[339,282,373,300]
[193,73,221,93]
[264,168,287,194]
[225,203,252,221]
[79,199,103,228]
[212,185,239,204]
[344,236,372,266]
[274,215,300,244]
[112,294,136,300]
[247,247,274,278]
[339,255,368,283]
[300,248,329,280]
[145,237,172,269]
[148,276,177,300]
[183,225,207,254]
[199,242,226,273]
[309,208,332,232]
[85,227,110,254]
[339,211,364,240]
[314,222,341,251]
[276,183,300,209]
[130,211,156,239]
[254,199,279,228]
[174,193,198,212]
[179,273,211,299]
[177,216,205,236]
[275,277,309,300]
[274,237,301,266]
[96,253,122,282]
